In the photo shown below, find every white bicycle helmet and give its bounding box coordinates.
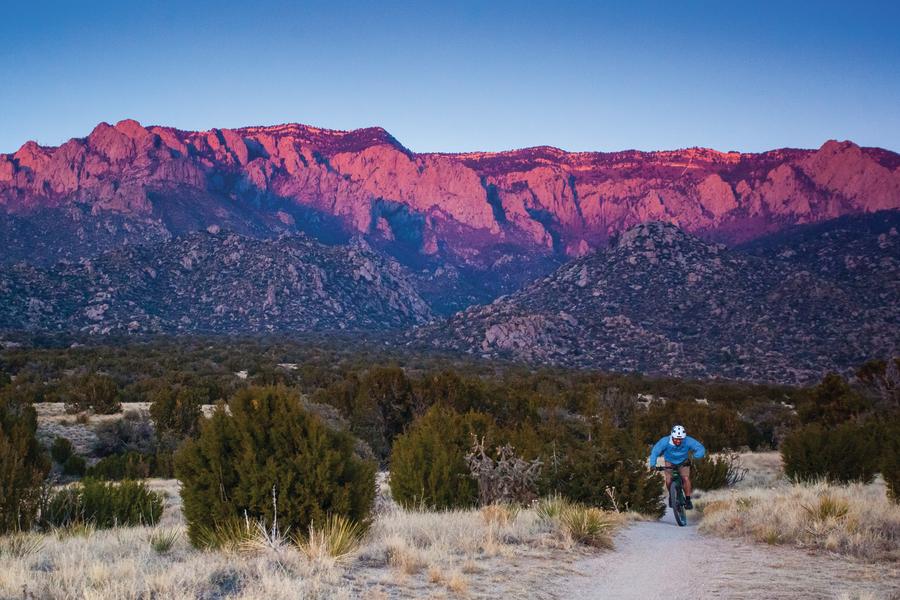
[671,425,687,440]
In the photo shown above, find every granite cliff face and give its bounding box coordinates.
[410,213,900,384]
[2,120,898,311]
[0,231,431,334]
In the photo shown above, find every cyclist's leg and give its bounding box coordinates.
[664,460,674,493]
[679,464,692,496]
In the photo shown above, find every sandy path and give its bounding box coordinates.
[557,508,899,600]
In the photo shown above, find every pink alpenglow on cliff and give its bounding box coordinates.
[1,120,898,267]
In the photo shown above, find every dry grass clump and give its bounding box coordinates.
[0,533,44,558]
[558,505,622,549]
[295,514,366,565]
[698,480,900,561]
[148,528,180,554]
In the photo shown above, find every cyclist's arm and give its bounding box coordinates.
[648,436,667,468]
[687,437,706,460]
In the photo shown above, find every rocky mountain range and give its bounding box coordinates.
[410,212,900,384]
[2,120,899,312]
[1,119,898,383]
[0,231,431,334]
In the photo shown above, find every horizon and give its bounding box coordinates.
[3,117,894,157]
[2,1,898,155]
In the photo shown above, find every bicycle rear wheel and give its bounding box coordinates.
[670,481,687,526]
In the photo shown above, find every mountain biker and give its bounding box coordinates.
[648,425,706,509]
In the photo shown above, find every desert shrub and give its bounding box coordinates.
[389,405,494,510]
[530,422,665,517]
[739,401,797,448]
[691,453,747,490]
[150,387,205,438]
[0,397,50,533]
[294,514,365,563]
[43,479,163,528]
[465,438,542,505]
[175,386,376,547]
[880,416,900,503]
[50,437,75,464]
[796,373,871,426]
[636,400,760,451]
[88,451,153,480]
[64,373,121,415]
[559,504,620,548]
[92,413,156,457]
[781,421,878,483]
[62,454,87,477]
[350,367,419,462]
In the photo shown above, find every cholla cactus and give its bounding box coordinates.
[465,435,542,505]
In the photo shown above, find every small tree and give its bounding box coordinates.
[0,396,50,533]
[797,373,870,427]
[176,387,376,546]
[390,405,494,510]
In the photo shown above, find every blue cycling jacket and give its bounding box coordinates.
[648,435,706,468]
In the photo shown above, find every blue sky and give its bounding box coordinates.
[1,1,898,154]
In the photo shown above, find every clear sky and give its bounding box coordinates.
[1,0,898,154]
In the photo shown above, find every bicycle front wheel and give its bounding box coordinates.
[670,481,687,526]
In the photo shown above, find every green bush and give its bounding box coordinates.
[50,437,75,464]
[43,479,163,528]
[389,405,494,510]
[691,453,746,490]
[0,397,51,533]
[175,386,376,547]
[781,421,878,483]
[150,387,205,438]
[537,423,664,517]
[796,373,871,427]
[636,400,759,452]
[88,452,153,480]
[62,454,87,477]
[350,367,418,462]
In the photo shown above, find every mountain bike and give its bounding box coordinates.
[655,465,688,526]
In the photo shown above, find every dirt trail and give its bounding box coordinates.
[557,508,899,600]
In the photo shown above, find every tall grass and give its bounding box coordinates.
[697,480,900,561]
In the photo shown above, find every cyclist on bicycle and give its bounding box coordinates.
[648,425,706,509]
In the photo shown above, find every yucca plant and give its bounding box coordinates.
[148,528,180,554]
[534,494,572,522]
[802,494,850,522]
[559,505,619,548]
[193,517,256,552]
[294,514,366,564]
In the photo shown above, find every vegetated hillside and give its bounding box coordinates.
[739,210,900,306]
[2,119,898,312]
[0,231,431,334]
[411,214,900,384]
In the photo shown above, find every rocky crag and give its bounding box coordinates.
[2,120,898,311]
[410,213,900,384]
[0,231,431,334]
